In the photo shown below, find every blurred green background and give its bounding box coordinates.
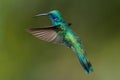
[0,0,120,80]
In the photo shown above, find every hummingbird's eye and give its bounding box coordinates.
[53,16,58,21]
[51,15,58,21]
[54,17,58,20]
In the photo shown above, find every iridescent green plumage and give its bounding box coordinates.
[28,10,93,74]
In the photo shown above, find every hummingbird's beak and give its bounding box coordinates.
[35,13,49,17]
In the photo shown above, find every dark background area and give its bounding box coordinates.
[0,0,120,80]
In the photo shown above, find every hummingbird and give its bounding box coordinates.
[27,10,93,74]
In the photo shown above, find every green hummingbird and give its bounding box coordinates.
[27,10,93,74]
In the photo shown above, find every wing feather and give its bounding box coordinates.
[27,26,59,42]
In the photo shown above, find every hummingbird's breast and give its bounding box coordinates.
[64,29,80,47]
[64,29,85,55]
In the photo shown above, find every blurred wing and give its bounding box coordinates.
[27,26,63,43]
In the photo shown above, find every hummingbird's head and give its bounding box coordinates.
[35,10,64,25]
[48,10,64,24]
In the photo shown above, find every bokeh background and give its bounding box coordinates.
[0,0,120,80]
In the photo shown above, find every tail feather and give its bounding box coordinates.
[71,46,93,74]
[78,54,93,74]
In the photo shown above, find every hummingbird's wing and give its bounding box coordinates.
[27,26,63,43]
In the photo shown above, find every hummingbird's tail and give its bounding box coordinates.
[77,53,93,74]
